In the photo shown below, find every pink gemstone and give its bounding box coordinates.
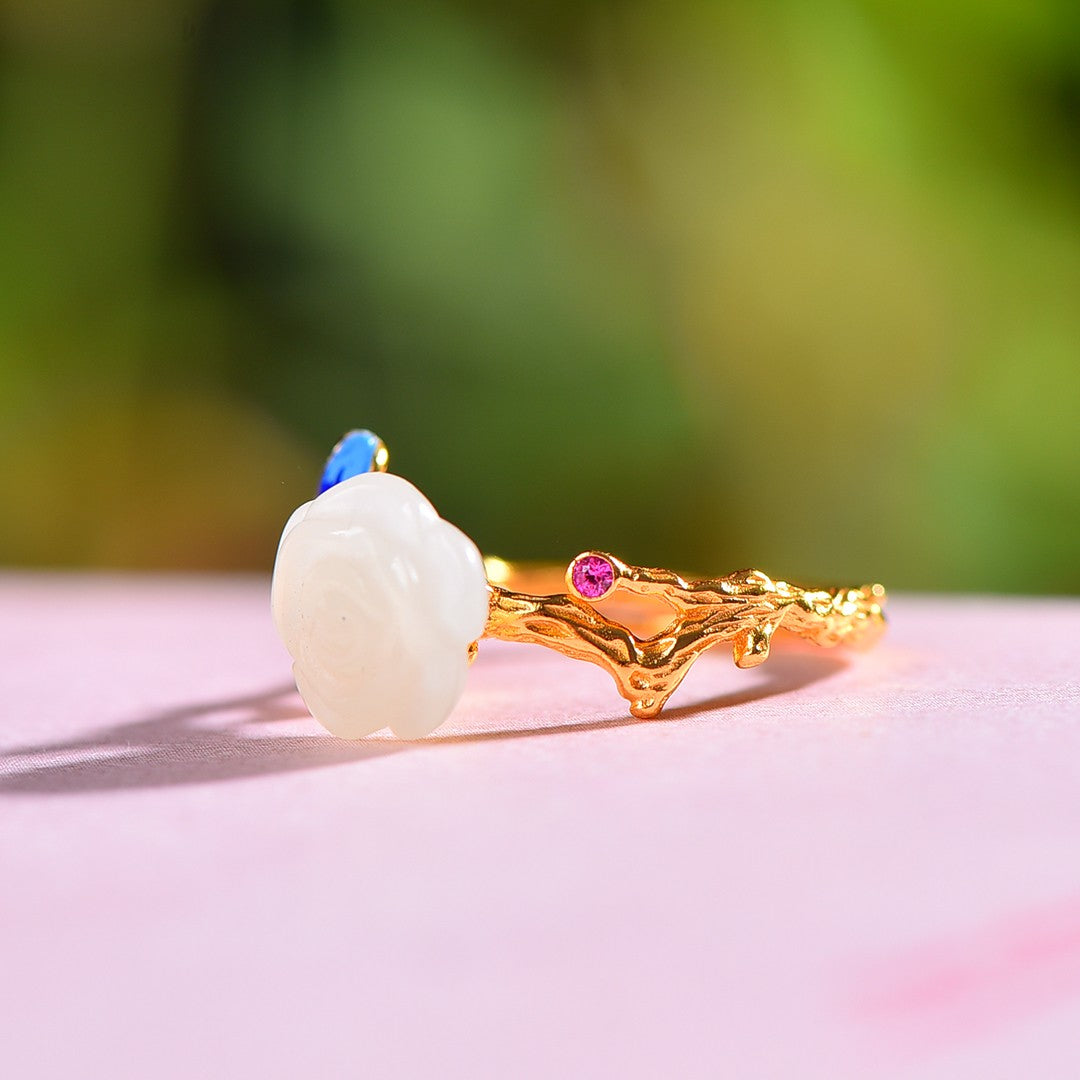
[571,554,615,600]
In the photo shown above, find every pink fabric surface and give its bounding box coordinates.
[1,573,1079,1078]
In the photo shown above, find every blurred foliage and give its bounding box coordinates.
[0,0,1077,589]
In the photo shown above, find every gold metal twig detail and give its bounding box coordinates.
[483,552,886,718]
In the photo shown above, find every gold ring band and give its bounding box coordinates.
[483,554,886,719]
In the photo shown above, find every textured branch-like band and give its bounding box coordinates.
[271,430,887,739]
[484,555,885,719]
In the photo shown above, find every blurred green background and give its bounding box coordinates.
[1,0,1078,590]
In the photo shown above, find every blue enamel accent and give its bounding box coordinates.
[318,430,384,494]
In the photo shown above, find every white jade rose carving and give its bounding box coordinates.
[271,472,489,739]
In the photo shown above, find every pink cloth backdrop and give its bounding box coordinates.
[2,574,1079,1077]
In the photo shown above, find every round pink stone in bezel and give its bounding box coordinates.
[570,554,616,600]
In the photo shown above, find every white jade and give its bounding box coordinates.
[271,473,489,739]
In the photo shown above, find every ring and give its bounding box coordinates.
[271,430,887,739]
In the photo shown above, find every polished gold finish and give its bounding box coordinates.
[483,554,886,719]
